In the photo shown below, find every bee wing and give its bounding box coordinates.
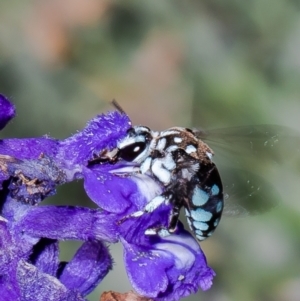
[193,125,300,216]
[220,167,280,216]
[194,124,300,166]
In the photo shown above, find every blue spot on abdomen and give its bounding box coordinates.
[193,221,209,231]
[192,187,209,206]
[191,208,212,222]
[211,184,220,196]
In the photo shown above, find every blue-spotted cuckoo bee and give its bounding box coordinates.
[89,100,300,241]
[92,125,224,241]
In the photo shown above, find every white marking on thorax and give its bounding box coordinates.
[185,145,197,154]
[174,137,182,143]
[157,138,166,151]
[166,145,178,152]
[140,157,152,174]
[160,130,180,137]
[163,153,176,170]
[151,158,171,184]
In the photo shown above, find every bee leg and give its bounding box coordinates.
[168,204,181,233]
[143,198,181,238]
[145,227,172,238]
[133,194,171,216]
[117,193,171,224]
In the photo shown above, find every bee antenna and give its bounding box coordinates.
[112,99,126,114]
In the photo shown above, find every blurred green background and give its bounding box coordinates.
[1,1,300,301]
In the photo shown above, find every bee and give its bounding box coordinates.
[89,102,300,241]
[89,124,223,241]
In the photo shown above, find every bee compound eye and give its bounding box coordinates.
[118,142,146,162]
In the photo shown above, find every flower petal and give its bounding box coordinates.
[16,206,118,242]
[29,238,59,277]
[0,94,15,130]
[59,241,112,296]
[17,260,85,301]
[0,137,59,173]
[123,239,169,298]
[123,224,215,301]
[59,111,131,166]
[83,166,136,213]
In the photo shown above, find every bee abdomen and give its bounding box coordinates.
[186,164,224,241]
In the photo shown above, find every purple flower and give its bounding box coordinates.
[0,94,15,130]
[123,224,215,300]
[0,215,112,300]
[0,94,215,301]
[0,95,117,300]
